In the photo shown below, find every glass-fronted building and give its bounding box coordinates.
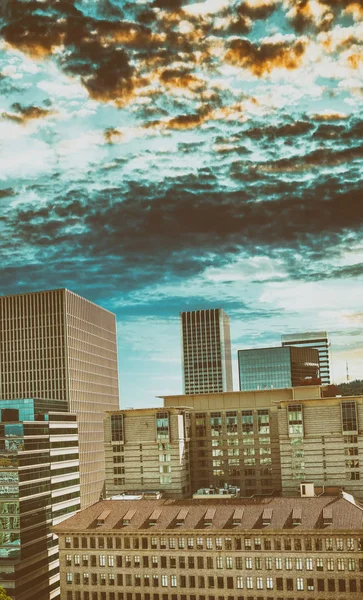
[281,330,331,384]
[238,346,320,391]
[0,398,80,600]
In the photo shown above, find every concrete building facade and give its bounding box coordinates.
[180,309,233,395]
[55,495,363,600]
[0,289,120,508]
[104,408,191,499]
[162,387,324,497]
[0,398,80,600]
[278,395,363,496]
[282,331,331,385]
[238,346,320,392]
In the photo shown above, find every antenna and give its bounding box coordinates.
[346,362,350,383]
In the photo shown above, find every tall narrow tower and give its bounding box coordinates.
[180,308,233,394]
[0,288,120,508]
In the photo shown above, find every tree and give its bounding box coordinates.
[0,587,12,600]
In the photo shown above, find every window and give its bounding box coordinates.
[216,557,223,569]
[341,400,358,432]
[296,578,304,591]
[161,575,168,588]
[244,538,252,550]
[336,537,344,550]
[347,537,355,551]
[246,577,253,590]
[316,557,323,571]
[156,412,169,440]
[256,577,263,590]
[265,557,272,570]
[266,577,273,590]
[295,558,303,570]
[337,558,345,571]
[287,404,303,436]
[307,578,314,591]
[275,558,282,570]
[171,575,177,588]
[245,558,252,569]
[348,558,356,571]
[327,558,334,571]
[236,576,243,589]
[325,537,333,551]
[285,558,292,570]
[255,557,262,570]
[111,414,124,441]
[226,557,233,569]
[236,557,243,570]
[305,558,313,570]
[66,573,73,584]
[99,555,106,567]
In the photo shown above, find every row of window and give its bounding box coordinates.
[66,554,363,572]
[65,572,363,593]
[65,535,363,552]
[66,592,344,600]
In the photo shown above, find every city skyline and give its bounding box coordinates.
[0,0,362,407]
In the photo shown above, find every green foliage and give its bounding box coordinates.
[0,586,13,600]
[337,379,363,396]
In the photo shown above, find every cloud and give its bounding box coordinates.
[2,102,53,124]
[225,37,307,75]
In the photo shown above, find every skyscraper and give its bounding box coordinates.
[0,289,120,508]
[180,308,233,394]
[281,331,331,385]
[238,346,320,391]
[0,398,80,600]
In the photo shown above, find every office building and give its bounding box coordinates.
[238,346,319,392]
[162,386,323,496]
[282,331,331,385]
[0,398,80,600]
[180,309,233,395]
[278,394,363,496]
[104,408,191,499]
[55,493,363,600]
[0,289,120,508]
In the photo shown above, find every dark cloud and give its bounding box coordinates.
[3,172,362,296]
[2,102,52,123]
[225,38,306,75]
[245,120,314,139]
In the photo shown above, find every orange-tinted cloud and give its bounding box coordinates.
[2,14,64,58]
[225,38,306,75]
[2,103,53,124]
[159,68,204,90]
[104,128,123,144]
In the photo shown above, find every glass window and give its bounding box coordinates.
[341,401,358,432]
[111,415,124,441]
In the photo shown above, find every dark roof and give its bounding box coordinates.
[53,495,363,533]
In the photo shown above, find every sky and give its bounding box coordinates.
[0,0,362,408]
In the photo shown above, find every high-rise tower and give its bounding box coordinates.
[281,331,331,385]
[180,308,233,394]
[0,289,119,508]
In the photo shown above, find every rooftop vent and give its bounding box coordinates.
[175,508,189,526]
[300,482,315,498]
[122,509,136,526]
[262,508,272,526]
[96,510,111,527]
[204,508,216,526]
[232,508,244,526]
[292,507,302,526]
[323,507,333,525]
[149,509,162,526]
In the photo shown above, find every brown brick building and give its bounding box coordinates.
[55,494,363,600]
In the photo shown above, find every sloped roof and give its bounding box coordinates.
[53,495,363,533]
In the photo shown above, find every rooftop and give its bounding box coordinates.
[53,495,363,533]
